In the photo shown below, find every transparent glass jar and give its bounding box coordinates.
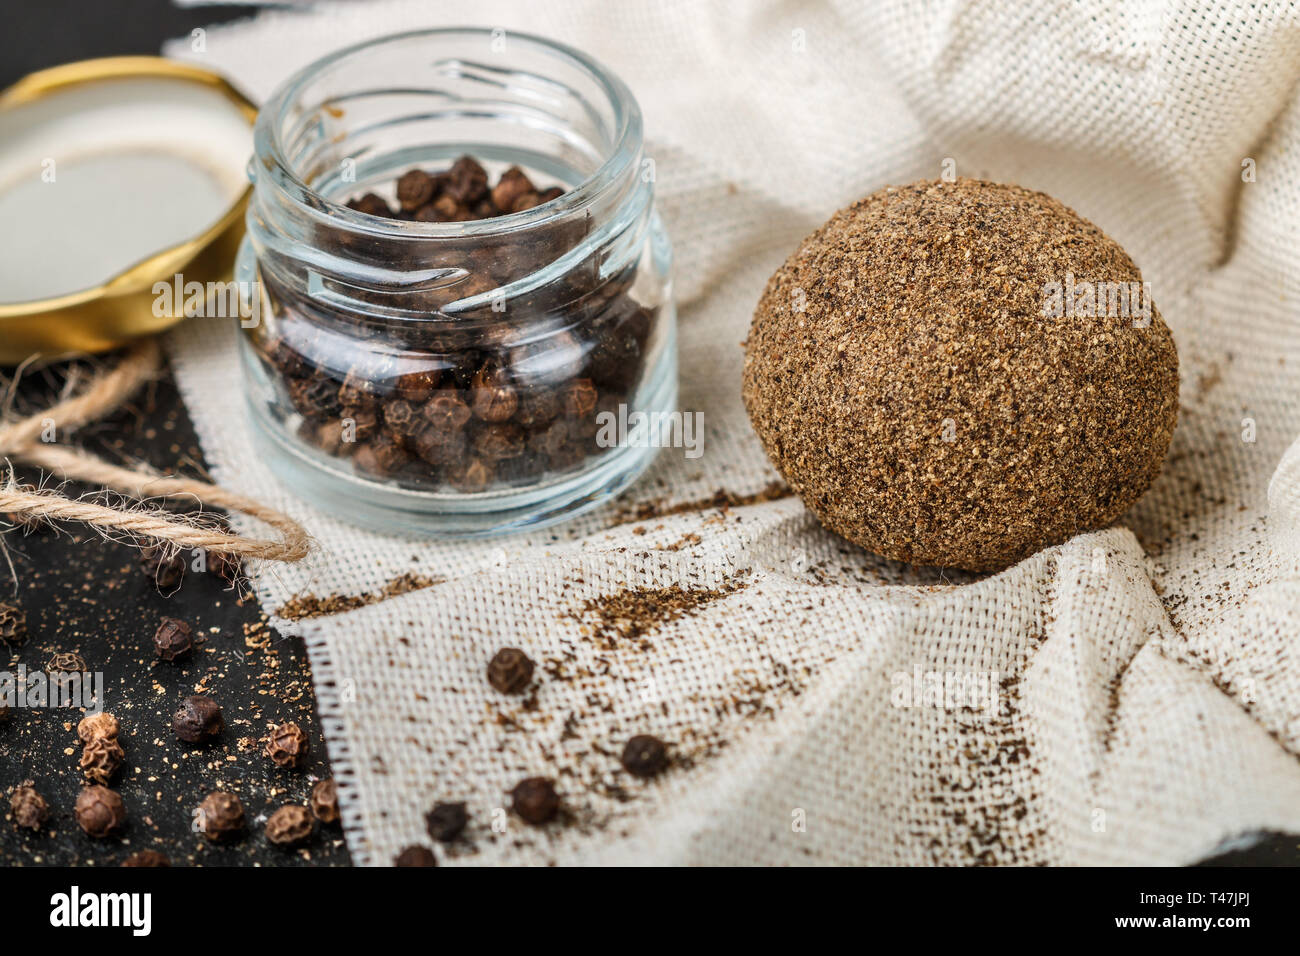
[236,28,675,536]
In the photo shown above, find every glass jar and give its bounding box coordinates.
[236,28,675,536]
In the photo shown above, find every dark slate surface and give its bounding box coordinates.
[0,361,347,866]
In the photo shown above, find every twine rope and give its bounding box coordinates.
[0,339,309,562]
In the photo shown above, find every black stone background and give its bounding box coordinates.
[0,0,1293,869]
[0,0,347,866]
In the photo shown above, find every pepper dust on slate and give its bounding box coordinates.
[742,178,1179,572]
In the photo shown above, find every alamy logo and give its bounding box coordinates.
[594,405,704,459]
[1041,271,1152,326]
[49,886,151,936]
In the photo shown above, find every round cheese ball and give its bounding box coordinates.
[742,179,1178,572]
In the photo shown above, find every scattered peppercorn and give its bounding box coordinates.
[310,778,340,825]
[425,801,468,842]
[121,850,170,867]
[487,648,535,695]
[172,695,224,744]
[199,791,246,843]
[75,785,126,838]
[0,602,27,647]
[152,616,193,662]
[77,712,120,743]
[80,735,125,784]
[10,785,49,830]
[265,721,309,768]
[265,804,314,847]
[140,545,186,590]
[511,777,559,825]
[394,845,438,867]
[621,734,669,778]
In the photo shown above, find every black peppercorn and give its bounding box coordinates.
[621,734,669,778]
[152,616,193,662]
[172,695,224,744]
[80,735,125,784]
[288,374,344,421]
[472,423,525,461]
[342,405,379,443]
[487,648,535,695]
[121,850,170,867]
[266,804,314,847]
[75,785,127,837]
[422,390,473,432]
[140,545,186,591]
[511,777,559,825]
[10,785,49,830]
[447,350,484,391]
[382,398,423,440]
[310,778,340,825]
[265,721,309,768]
[353,432,411,478]
[338,370,379,410]
[471,363,519,423]
[394,845,437,867]
[448,458,493,493]
[207,549,243,586]
[265,336,313,379]
[588,306,651,392]
[514,388,561,428]
[0,602,27,647]
[445,155,489,205]
[346,193,394,218]
[396,169,438,211]
[491,166,535,213]
[77,712,120,742]
[425,801,468,842]
[560,378,599,419]
[199,791,246,843]
[394,367,442,403]
[527,420,571,458]
[413,423,468,466]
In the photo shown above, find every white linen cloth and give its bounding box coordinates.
[166,0,1300,865]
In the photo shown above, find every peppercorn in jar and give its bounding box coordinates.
[237,28,676,535]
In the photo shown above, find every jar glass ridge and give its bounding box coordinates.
[236,28,676,535]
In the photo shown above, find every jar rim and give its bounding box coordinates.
[255,26,643,238]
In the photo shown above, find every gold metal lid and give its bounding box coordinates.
[0,57,257,364]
